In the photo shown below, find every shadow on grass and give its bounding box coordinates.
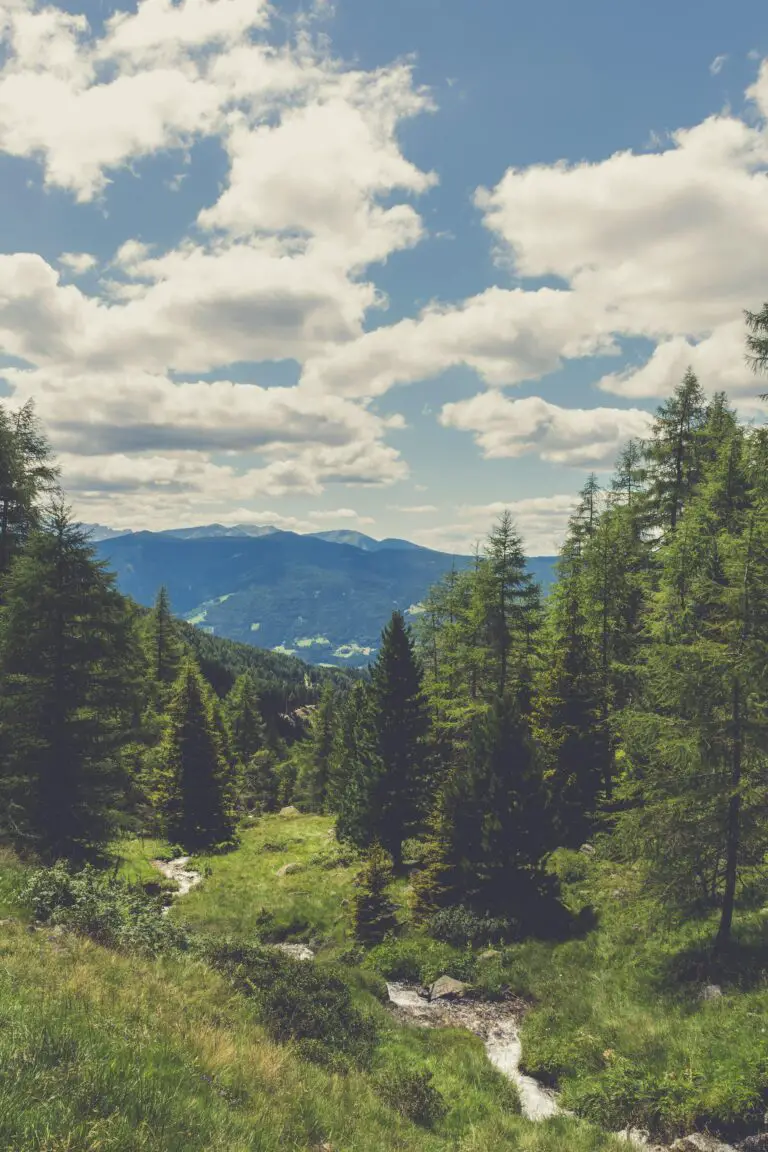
[658,926,768,992]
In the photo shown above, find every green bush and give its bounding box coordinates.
[427,905,516,948]
[376,1067,447,1127]
[22,862,187,955]
[205,940,379,1069]
[366,936,476,985]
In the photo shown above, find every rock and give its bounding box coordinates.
[579,843,596,856]
[478,949,501,962]
[275,862,303,877]
[671,1135,737,1151]
[700,983,723,1002]
[428,975,469,1001]
[0,918,12,927]
[279,806,300,817]
[273,943,314,961]
[738,1137,768,1151]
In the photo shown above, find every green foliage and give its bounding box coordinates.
[366,935,477,985]
[294,681,336,811]
[376,1066,448,1127]
[353,843,398,944]
[205,940,379,1070]
[0,506,140,860]
[427,905,515,948]
[22,861,186,954]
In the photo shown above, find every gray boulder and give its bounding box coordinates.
[700,984,724,1002]
[671,1135,737,1151]
[275,862,303,877]
[279,806,300,817]
[428,975,469,1001]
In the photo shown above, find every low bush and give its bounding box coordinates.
[427,905,516,948]
[376,1067,447,1127]
[205,939,379,1069]
[366,936,476,986]
[22,862,187,955]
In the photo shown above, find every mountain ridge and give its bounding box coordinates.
[94,526,557,668]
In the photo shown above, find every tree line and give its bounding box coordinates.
[297,365,768,952]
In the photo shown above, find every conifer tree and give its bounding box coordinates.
[225,671,267,767]
[368,610,430,867]
[0,401,58,582]
[146,586,182,695]
[615,429,768,948]
[295,681,336,812]
[157,659,236,850]
[0,507,138,859]
[643,368,706,535]
[413,697,552,921]
[353,843,398,944]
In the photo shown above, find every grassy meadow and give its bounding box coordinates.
[1,812,767,1149]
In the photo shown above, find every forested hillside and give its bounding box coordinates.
[2,350,768,1150]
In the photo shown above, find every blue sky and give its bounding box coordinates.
[0,0,766,554]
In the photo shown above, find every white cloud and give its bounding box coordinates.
[389,504,438,514]
[58,252,97,275]
[307,507,375,524]
[710,54,728,76]
[410,494,577,556]
[440,393,652,467]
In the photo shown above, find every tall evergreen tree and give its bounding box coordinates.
[295,681,336,812]
[225,671,267,767]
[353,843,398,944]
[146,586,182,695]
[0,401,58,582]
[643,368,706,535]
[615,429,768,948]
[0,507,138,859]
[157,659,236,850]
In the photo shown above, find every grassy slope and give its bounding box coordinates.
[0,820,627,1152]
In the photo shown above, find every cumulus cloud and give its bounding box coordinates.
[58,252,97,275]
[440,393,651,467]
[410,495,578,556]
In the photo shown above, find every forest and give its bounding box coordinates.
[2,307,768,1150]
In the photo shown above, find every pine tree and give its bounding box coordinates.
[146,586,182,695]
[534,555,607,846]
[413,697,553,921]
[225,672,267,767]
[157,659,236,851]
[0,506,138,859]
[295,682,336,812]
[745,301,768,386]
[0,401,58,582]
[643,368,706,535]
[353,843,398,944]
[368,611,431,867]
[615,429,768,949]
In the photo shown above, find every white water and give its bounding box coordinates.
[386,982,561,1122]
[153,857,202,912]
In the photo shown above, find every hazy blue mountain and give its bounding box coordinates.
[96,529,558,668]
[309,530,426,552]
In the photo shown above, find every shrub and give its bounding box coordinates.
[427,905,516,948]
[22,862,187,955]
[376,1067,447,1127]
[205,940,379,1068]
[366,936,476,986]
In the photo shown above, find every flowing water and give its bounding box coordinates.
[153,857,202,912]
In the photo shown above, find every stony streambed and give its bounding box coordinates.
[153,857,202,912]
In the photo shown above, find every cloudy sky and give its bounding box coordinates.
[1,0,766,555]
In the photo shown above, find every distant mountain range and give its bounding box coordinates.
[90,523,557,668]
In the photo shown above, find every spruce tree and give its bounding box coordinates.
[225,671,266,767]
[353,843,398,944]
[0,506,138,859]
[157,659,236,851]
[369,611,431,867]
[0,401,58,582]
[295,682,336,812]
[643,368,706,535]
[146,586,182,695]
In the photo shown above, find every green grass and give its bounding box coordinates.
[0,847,627,1152]
[176,814,360,948]
[0,846,31,919]
[472,848,768,1142]
[114,836,174,887]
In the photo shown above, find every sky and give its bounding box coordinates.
[0,0,767,555]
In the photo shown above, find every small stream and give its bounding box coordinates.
[153,857,202,912]
[386,982,561,1121]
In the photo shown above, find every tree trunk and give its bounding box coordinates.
[716,676,742,952]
